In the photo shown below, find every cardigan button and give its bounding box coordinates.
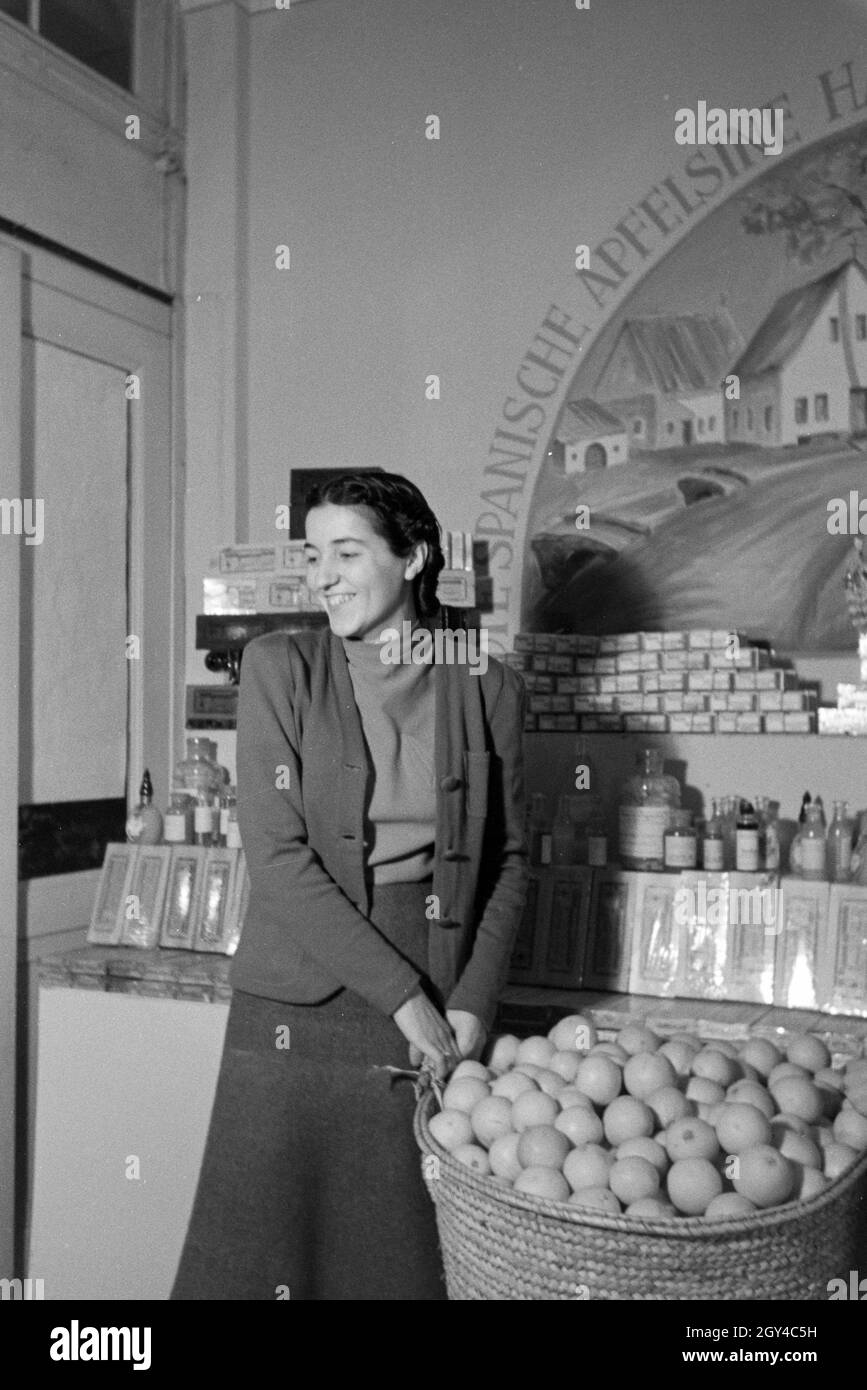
[443,847,462,861]
[440,775,463,792]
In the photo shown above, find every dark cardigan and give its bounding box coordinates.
[230,620,530,1029]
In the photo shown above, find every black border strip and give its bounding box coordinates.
[0,215,174,305]
[18,798,127,879]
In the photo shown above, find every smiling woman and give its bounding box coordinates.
[171,471,530,1301]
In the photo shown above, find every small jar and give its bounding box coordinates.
[587,819,608,867]
[664,810,697,870]
[735,800,760,872]
[226,799,242,850]
[164,788,192,844]
[618,748,681,871]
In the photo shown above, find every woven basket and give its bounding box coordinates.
[414,1088,867,1300]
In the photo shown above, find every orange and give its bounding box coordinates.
[441,1076,491,1115]
[452,1143,491,1174]
[733,1144,796,1207]
[557,1087,595,1112]
[704,1192,756,1219]
[797,1167,830,1201]
[511,1089,560,1132]
[823,1141,859,1180]
[785,1033,830,1073]
[833,1107,867,1150]
[513,1166,570,1202]
[777,1130,822,1170]
[738,1037,783,1079]
[814,1066,846,1094]
[715,1103,773,1154]
[428,1108,473,1152]
[685,1076,725,1106]
[843,1085,867,1119]
[769,1111,812,1142]
[769,1075,824,1124]
[665,1116,720,1162]
[534,1068,568,1099]
[516,1124,572,1171]
[548,1013,597,1053]
[658,1039,700,1075]
[616,1024,662,1055]
[513,1063,544,1080]
[568,1186,622,1213]
[609,1156,660,1205]
[768,1061,809,1089]
[563,1143,613,1192]
[691,1048,740,1088]
[487,1034,520,1073]
[488,1131,522,1181]
[451,1059,491,1082]
[516,1035,556,1067]
[603,1095,655,1146]
[725,1080,776,1119]
[574,1054,623,1107]
[549,1050,582,1083]
[623,1051,677,1100]
[844,1058,867,1087]
[469,1095,514,1148]
[590,1041,628,1065]
[490,1070,538,1102]
[555,1105,604,1147]
[667,1157,723,1215]
[625,1197,676,1218]
[617,1136,669,1176]
[647,1085,693,1129]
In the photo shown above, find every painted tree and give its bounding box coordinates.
[740,128,867,264]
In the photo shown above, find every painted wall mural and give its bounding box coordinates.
[522,123,867,651]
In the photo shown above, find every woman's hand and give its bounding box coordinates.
[393,989,458,1081]
[446,1009,487,1061]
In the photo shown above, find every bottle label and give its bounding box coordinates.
[800,838,825,873]
[736,829,760,872]
[226,821,243,849]
[702,837,725,871]
[194,805,217,832]
[664,834,697,868]
[587,835,607,867]
[164,814,188,843]
[619,805,671,860]
[220,808,230,835]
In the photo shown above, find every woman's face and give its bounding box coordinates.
[304,503,425,642]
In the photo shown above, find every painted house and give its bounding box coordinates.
[592,311,742,449]
[725,258,867,448]
[551,397,628,472]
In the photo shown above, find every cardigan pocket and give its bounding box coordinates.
[463,751,489,819]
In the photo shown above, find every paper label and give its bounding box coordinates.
[619,805,671,860]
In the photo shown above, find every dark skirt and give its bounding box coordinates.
[170,878,448,1301]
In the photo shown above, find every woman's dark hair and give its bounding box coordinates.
[303,471,445,619]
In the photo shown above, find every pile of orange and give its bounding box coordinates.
[427,1015,867,1218]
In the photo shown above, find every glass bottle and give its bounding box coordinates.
[219,784,237,849]
[702,799,725,871]
[587,815,608,867]
[552,794,579,865]
[813,795,827,830]
[618,748,680,871]
[664,809,697,870]
[163,786,192,844]
[754,794,768,868]
[527,793,552,867]
[226,797,243,850]
[798,791,811,824]
[177,737,221,848]
[851,811,867,886]
[735,799,760,872]
[792,805,826,881]
[126,769,164,845]
[762,801,781,872]
[827,800,854,883]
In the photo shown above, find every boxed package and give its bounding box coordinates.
[826,883,867,1016]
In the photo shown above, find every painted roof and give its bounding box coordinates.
[732,259,867,379]
[556,397,626,442]
[600,311,741,396]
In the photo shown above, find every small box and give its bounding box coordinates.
[682,692,708,713]
[826,884,867,1016]
[160,847,208,950]
[642,694,662,713]
[576,676,599,693]
[637,651,662,671]
[529,695,553,713]
[712,672,733,691]
[437,571,476,606]
[573,696,600,713]
[616,651,644,673]
[194,848,241,954]
[599,635,621,654]
[774,878,831,1010]
[523,712,538,732]
[624,714,668,733]
[554,714,579,731]
[218,544,278,574]
[758,691,784,711]
[629,874,683,997]
[260,576,315,611]
[121,844,172,949]
[662,693,685,713]
[735,713,763,733]
[538,714,558,731]
[575,635,601,655]
[514,633,535,652]
[783,712,816,733]
[687,713,714,733]
[533,633,556,652]
[615,694,645,713]
[728,691,757,712]
[658,673,687,692]
[203,577,258,615]
[502,652,531,671]
[709,694,730,712]
[88,844,139,946]
[548,655,574,675]
[733,672,760,691]
[448,530,465,571]
[584,870,638,991]
[550,695,572,713]
[667,713,693,733]
[662,632,687,650]
[661,650,690,671]
[642,672,661,692]
[532,655,550,673]
[685,651,710,670]
[783,690,812,711]
[764,712,786,733]
[532,675,554,693]
[640,632,665,652]
[598,675,619,694]
[280,540,309,574]
[688,670,714,692]
[715,712,739,733]
[556,676,579,695]
[711,629,741,648]
[687,629,714,648]
[591,656,618,676]
[755,669,797,691]
[614,674,641,693]
[554,635,580,654]
[581,714,624,731]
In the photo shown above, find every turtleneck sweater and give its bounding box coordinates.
[340,623,437,885]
